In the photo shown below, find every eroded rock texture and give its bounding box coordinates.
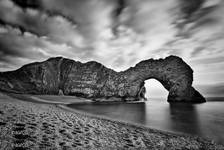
[0,56,205,103]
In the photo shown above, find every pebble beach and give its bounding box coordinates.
[0,93,223,150]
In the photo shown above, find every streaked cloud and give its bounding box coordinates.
[0,0,224,96]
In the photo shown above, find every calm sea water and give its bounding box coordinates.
[68,97,224,145]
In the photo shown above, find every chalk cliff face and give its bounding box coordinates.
[0,56,205,103]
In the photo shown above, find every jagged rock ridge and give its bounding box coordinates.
[0,56,205,102]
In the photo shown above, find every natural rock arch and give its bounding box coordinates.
[0,56,205,103]
[119,56,205,102]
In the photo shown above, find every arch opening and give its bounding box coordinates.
[144,79,168,100]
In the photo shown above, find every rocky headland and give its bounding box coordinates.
[0,56,205,103]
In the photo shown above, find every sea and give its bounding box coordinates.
[68,97,224,145]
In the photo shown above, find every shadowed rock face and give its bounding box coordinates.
[0,56,205,103]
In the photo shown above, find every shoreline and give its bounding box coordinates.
[0,93,223,149]
[60,104,195,138]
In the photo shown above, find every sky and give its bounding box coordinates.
[0,0,224,97]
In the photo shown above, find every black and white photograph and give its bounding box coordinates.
[0,0,224,149]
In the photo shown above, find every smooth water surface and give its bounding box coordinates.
[68,97,224,144]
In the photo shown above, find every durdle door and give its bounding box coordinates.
[0,56,205,103]
[122,56,205,103]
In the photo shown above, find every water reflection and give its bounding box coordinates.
[68,98,224,145]
[167,103,202,135]
[70,102,147,124]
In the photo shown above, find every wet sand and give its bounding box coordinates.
[0,93,223,149]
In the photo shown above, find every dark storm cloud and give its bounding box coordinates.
[0,23,92,71]
[0,0,86,49]
[174,0,205,30]
[0,0,50,36]
[0,18,42,37]
[11,0,78,26]
[179,0,205,19]
[0,0,104,70]
[114,0,126,18]
[112,0,127,35]
[11,0,41,9]
[175,2,219,39]
[164,0,224,57]
[0,26,48,63]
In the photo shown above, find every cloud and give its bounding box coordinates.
[122,0,178,48]
[0,25,48,64]
[40,0,117,44]
[0,0,224,95]
[0,24,89,70]
[0,0,95,69]
[11,0,41,9]
[195,83,224,97]
[0,0,85,47]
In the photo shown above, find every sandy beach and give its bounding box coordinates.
[0,93,223,150]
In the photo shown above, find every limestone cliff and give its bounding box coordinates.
[0,56,206,103]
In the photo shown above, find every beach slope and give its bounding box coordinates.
[0,93,222,149]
